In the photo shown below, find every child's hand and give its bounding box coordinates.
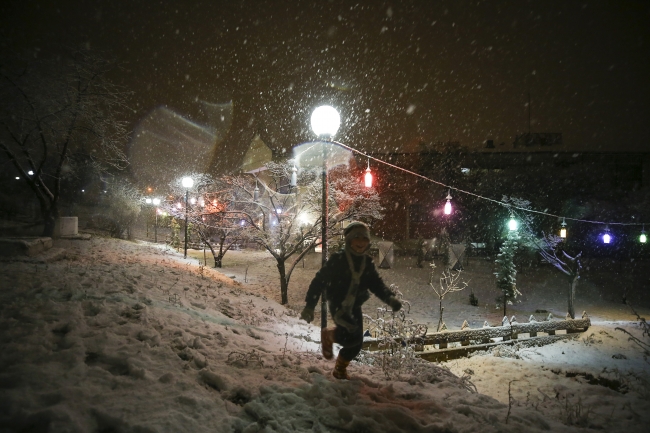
[388,296,402,312]
[300,307,315,323]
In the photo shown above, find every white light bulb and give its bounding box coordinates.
[181,177,194,188]
[311,105,340,137]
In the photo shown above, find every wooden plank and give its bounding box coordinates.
[417,334,579,362]
[362,317,590,350]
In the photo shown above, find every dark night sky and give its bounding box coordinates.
[2,0,649,167]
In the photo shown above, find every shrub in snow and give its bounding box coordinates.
[494,229,520,318]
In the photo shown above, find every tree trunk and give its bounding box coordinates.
[277,259,288,305]
[42,214,56,237]
[41,202,58,237]
[199,239,219,268]
[568,273,579,319]
[213,238,225,268]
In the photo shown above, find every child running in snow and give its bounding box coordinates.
[300,221,402,379]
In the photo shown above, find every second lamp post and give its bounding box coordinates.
[182,176,194,258]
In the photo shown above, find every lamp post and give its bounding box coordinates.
[152,198,161,243]
[182,176,194,258]
[310,105,341,329]
[145,198,152,238]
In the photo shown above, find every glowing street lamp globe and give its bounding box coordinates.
[181,176,194,189]
[311,105,340,138]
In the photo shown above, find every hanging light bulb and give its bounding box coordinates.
[560,218,567,238]
[508,213,518,231]
[290,164,297,188]
[640,225,647,244]
[364,159,373,188]
[444,191,452,215]
[602,226,611,244]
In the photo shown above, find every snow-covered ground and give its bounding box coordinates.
[0,235,648,432]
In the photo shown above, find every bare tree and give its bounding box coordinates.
[503,196,583,319]
[536,234,582,319]
[429,262,468,331]
[96,177,142,239]
[163,173,245,268]
[221,160,384,305]
[0,48,129,236]
[194,210,244,268]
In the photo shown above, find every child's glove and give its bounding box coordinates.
[300,307,315,323]
[388,296,402,312]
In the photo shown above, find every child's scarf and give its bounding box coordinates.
[333,248,367,331]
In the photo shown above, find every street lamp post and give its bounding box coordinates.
[145,198,152,238]
[146,197,162,242]
[152,198,161,243]
[182,176,194,258]
[310,105,341,329]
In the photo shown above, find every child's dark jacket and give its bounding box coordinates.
[304,250,395,317]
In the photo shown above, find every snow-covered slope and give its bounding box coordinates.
[0,236,647,432]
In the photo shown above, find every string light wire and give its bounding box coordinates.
[325,140,648,227]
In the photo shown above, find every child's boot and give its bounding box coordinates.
[321,327,336,360]
[332,355,351,380]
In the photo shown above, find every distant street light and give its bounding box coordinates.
[182,176,194,258]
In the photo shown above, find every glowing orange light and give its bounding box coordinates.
[364,167,373,188]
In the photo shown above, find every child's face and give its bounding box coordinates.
[351,237,369,254]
